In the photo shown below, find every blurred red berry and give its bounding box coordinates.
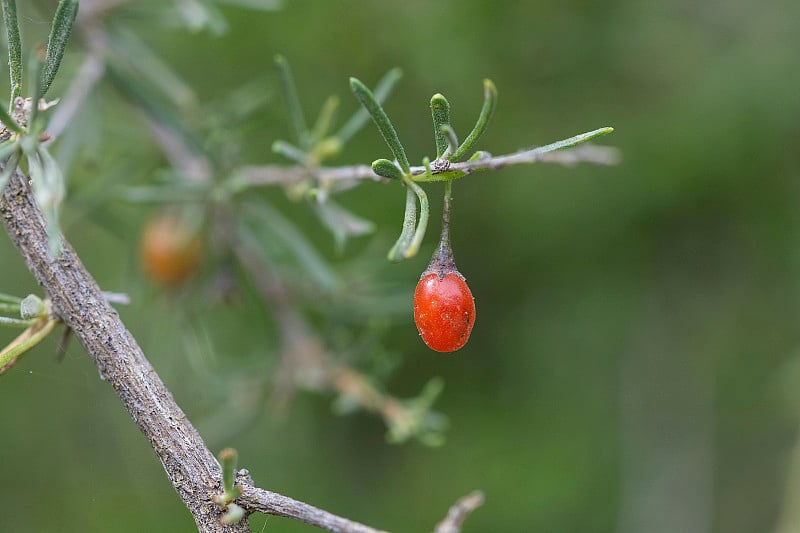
[140,212,202,287]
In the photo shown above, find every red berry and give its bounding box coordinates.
[413,271,476,353]
[140,212,203,287]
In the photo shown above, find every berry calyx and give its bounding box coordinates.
[413,181,475,352]
[140,211,203,287]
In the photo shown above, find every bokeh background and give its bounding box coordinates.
[2,0,800,531]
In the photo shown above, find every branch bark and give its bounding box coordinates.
[1,168,246,531]
[0,166,383,532]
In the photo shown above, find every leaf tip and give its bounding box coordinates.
[349,76,363,91]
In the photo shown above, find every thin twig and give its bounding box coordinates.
[434,491,486,533]
[237,473,389,533]
[235,163,383,187]
[233,143,619,189]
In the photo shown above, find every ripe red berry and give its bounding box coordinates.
[414,271,475,352]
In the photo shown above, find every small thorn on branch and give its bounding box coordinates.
[434,490,485,533]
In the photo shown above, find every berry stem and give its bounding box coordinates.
[427,180,456,277]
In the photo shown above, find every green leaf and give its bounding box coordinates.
[105,63,211,169]
[430,93,451,158]
[0,103,22,134]
[387,188,417,262]
[350,76,410,174]
[386,176,429,262]
[108,28,197,109]
[0,150,20,192]
[0,302,20,314]
[440,124,459,158]
[217,448,240,502]
[0,139,19,160]
[275,54,310,150]
[371,158,403,180]
[0,292,22,304]
[337,67,402,143]
[271,139,308,165]
[451,79,497,162]
[0,316,36,327]
[402,175,429,259]
[310,95,339,144]
[241,200,340,294]
[312,198,375,251]
[531,127,615,154]
[2,0,22,103]
[41,0,79,97]
[26,46,45,130]
[27,147,65,256]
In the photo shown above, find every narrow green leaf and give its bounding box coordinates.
[0,150,20,192]
[451,79,497,162]
[2,0,22,103]
[311,95,339,144]
[422,156,432,178]
[0,103,22,134]
[0,302,20,314]
[26,45,45,130]
[350,76,410,174]
[0,316,36,327]
[0,140,19,160]
[110,28,197,108]
[0,292,22,304]
[312,198,375,251]
[371,158,403,180]
[271,139,308,165]
[28,147,64,256]
[430,93,451,158]
[41,0,79,97]
[440,125,459,157]
[242,200,340,293]
[274,55,310,150]
[388,188,417,262]
[218,448,239,502]
[105,63,211,167]
[402,175,429,259]
[531,127,615,154]
[337,67,402,143]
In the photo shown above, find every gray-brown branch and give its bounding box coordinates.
[0,168,387,532]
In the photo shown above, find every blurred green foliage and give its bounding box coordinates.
[2,0,800,532]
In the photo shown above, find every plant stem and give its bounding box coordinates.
[426,180,456,276]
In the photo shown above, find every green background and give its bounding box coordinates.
[2,0,800,531]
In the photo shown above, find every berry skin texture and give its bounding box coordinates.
[413,272,476,353]
[140,213,202,287]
